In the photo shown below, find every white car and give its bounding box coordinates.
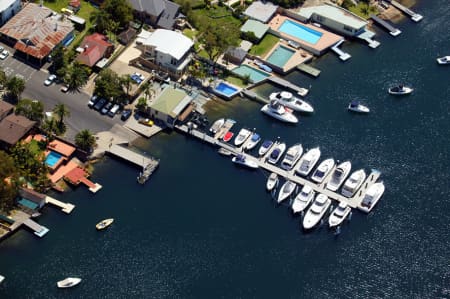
[44,74,57,86]
[0,50,9,60]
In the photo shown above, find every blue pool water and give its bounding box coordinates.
[232,65,271,83]
[215,82,238,96]
[278,20,323,44]
[266,45,295,67]
[45,151,62,167]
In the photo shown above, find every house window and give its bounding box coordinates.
[343,25,354,33]
[316,15,324,22]
[170,57,177,65]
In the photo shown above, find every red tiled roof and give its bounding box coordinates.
[76,33,113,67]
[69,0,81,8]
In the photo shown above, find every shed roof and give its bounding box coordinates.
[240,19,269,40]
[0,114,35,145]
[297,4,367,29]
[244,1,278,23]
[142,29,193,60]
[150,86,192,118]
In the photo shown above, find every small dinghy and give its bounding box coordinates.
[348,100,370,113]
[436,56,450,65]
[96,218,114,230]
[57,277,82,288]
[266,173,279,192]
[222,131,234,143]
[388,84,413,95]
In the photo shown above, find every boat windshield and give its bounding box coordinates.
[271,149,280,159]
[334,169,344,178]
[262,140,272,148]
[315,170,325,178]
[251,134,260,141]
[350,100,359,107]
[283,182,294,193]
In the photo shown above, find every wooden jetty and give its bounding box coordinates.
[296,63,321,77]
[175,124,382,213]
[45,196,75,214]
[389,0,423,22]
[107,144,159,184]
[268,77,309,97]
[370,14,402,37]
[331,40,351,61]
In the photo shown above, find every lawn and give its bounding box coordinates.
[225,76,246,87]
[249,34,278,57]
[192,6,242,33]
[348,3,379,19]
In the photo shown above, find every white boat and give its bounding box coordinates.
[277,180,296,203]
[360,182,385,213]
[341,169,366,197]
[261,100,298,124]
[234,128,252,146]
[0,275,4,284]
[388,85,413,95]
[267,142,286,164]
[291,185,315,214]
[57,277,82,288]
[269,91,314,113]
[436,56,450,65]
[280,143,303,170]
[303,194,331,230]
[218,148,232,156]
[328,202,351,228]
[245,132,261,150]
[348,100,370,113]
[311,158,335,183]
[232,154,259,169]
[209,118,224,134]
[326,161,352,191]
[295,147,321,176]
[266,172,279,192]
[258,140,273,157]
[96,218,114,230]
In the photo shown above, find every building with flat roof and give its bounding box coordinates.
[0,0,21,26]
[244,1,278,23]
[241,19,269,41]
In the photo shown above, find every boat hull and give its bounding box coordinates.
[266,173,278,191]
[232,156,259,169]
[388,87,413,95]
[96,218,114,230]
[261,105,298,124]
[303,197,331,230]
[57,278,82,288]
[328,206,351,228]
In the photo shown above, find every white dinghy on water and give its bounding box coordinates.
[388,84,413,95]
[57,277,82,288]
[266,173,279,192]
[348,100,370,113]
[277,180,296,204]
[436,56,450,65]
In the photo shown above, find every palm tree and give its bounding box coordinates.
[65,62,90,93]
[121,75,135,101]
[53,103,70,129]
[6,76,25,101]
[75,130,96,152]
[142,81,155,101]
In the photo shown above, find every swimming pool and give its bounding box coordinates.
[278,20,323,44]
[232,65,271,83]
[266,45,295,67]
[215,82,238,97]
[45,151,62,167]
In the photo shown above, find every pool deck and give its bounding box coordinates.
[262,41,313,74]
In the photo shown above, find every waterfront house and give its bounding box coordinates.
[76,33,114,68]
[0,0,21,26]
[244,1,279,24]
[0,114,35,150]
[0,3,74,66]
[129,0,181,30]
[18,188,46,211]
[0,100,14,120]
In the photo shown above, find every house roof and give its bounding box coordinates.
[129,0,166,17]
[297,4,367,29]
[0,101,14,117]
[47,139,76,157]
[0,3,74,59]
[225,47,247,62]
[19,188,46,204]
[0,114,35,145]
[142,29,192,60]
[240,19,269,40]
[76,33,113,67]
[150,86,192,118]
[156,0,180,29]
[69,0,81,8]
[244,1,278,23]
[118,27,137,44]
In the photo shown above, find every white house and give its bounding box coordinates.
[137,29,193,76]
[0,0,21,26]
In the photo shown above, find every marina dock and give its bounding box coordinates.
[389,0,423,22]
[241,89,268,104]
[296,63,321,77]
[107,144,159,184]
[45,196,75,214]
[370,14,402,37]
[175,124,382,213]
[267,77,309,97]
[23,219,49,237]
[331,40,351,61]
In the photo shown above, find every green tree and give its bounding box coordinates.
[52,103,70,132]
[15,99,44,124]
[0,69,7,89]
[75,129,96,152]
[102,0,133,30]
[120,74,135,101]
[0,151,19,212]
[51,45,66,73]
[136,97,148,113]
[94,69,123,100]
[41,117,59,143]
[6,76,26,101]
[203,24,239,63]
[65,62,90,93]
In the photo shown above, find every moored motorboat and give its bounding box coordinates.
[222,131,234,142]
[295,147,321,176]
[329,202,351,228]
[326,161,352,191]
[341,169,366,197]
[436,56,450,65]
[267,142,286,164]
[360,182,385,213]
[269,91,314,113]
[0,275,4,284]
[291,185,315,214]
[302,194,331,230]
[261,100,298,124]
[277,180,296,203]
[266,172,279,192]
[218,148,232,156]
[258,140,273,157]
[96,218,114,230]
[57,277,82,288]
[348,100,370,113]
[231,154,259,169]
[388,84,413,95]
[281,143,303,170]
[311,158,335,183]
[234,128,252,146]
[209,118,225,134]
[245,132,261,150]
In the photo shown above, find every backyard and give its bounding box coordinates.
[249,34,279,57]
[348,2,379,19]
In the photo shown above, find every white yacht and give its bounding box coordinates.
[436,56,450,65]
[209,118,224,134]
[245,132,261,150]
[232,154,259,169]
[311,158,335,183]
[261,100,298,124]
[57,277,82,288]
[328,202,351,228]
[277,180,296,204]
[295,147,321,176]
[341,169,367,197]
[269,91,314,113]
[388,84,413,95]
[291,185,315,214]
[258,140,273,157]
[348,100,370,113]
[267,142,286,164]
[303,194,331,230]
[360,182,385,213]
[266,173,279,192]
[280,143,303,170]
[234,128,252,146]
[0,275,4,284]
[326,161,352,191]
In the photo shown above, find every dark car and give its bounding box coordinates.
[101,102,113,115]
[93,98,107,111]
[121,109,132,121]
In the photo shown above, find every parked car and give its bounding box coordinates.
[101,102,113,115]
[60,85,69,93]
[121,109,132,121]
[108,104,120,117]
[93,98,107,111]
[88,95,98,108]
[0,50,9,60]
[0,46,4,52]
[44,74,57,86]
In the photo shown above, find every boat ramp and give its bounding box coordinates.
[389,0,423,22]
[370,14,402,37]
[175,124,382,213]
[331,40,351,61]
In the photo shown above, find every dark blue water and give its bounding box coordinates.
[1,1,449,297]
